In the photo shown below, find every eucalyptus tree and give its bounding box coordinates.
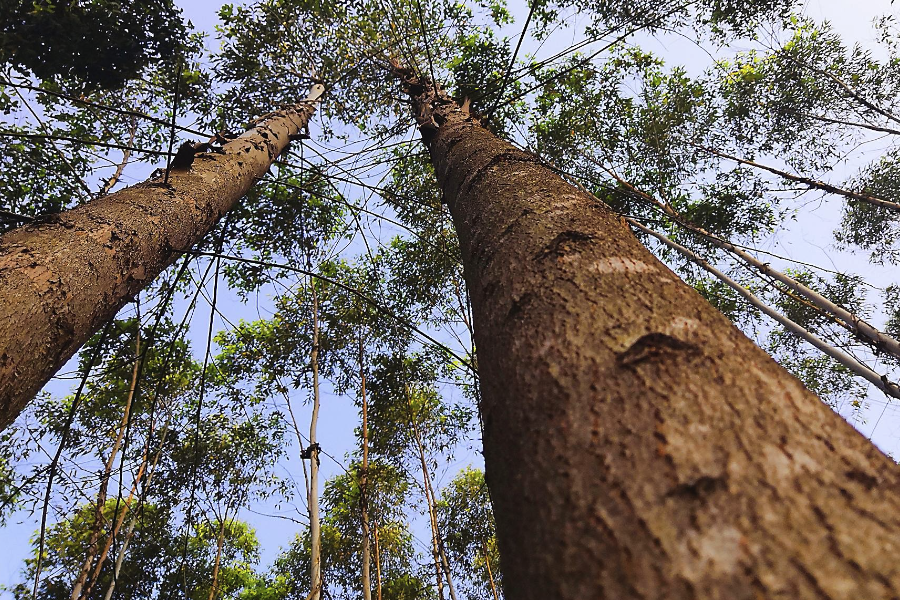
[213,0,900,596]
[243,464,429,600]
[0,309,286,600]
[365,351,472,600]
[0,85,324,428]
[5,0,900,598]
[435,468,501,600]
[9,501,263,600]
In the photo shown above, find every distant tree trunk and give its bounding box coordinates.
[372,521,383,600]
[81,443,150,600]
[482,539,499,600]
[405,386,456,600]
[101,423,170,600]
[0,84,325,431]
[395,69,900,599]
[308,281,323,600]
[72,333,141,600]
[207,517,228,600]
[359,337,373,600]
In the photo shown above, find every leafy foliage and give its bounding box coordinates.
[0,0,190,90]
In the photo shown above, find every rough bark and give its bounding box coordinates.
[398,71,900,599]
[0,84,324,430]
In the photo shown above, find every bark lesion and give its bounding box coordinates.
[616,332,702,368]
[665,474,728,501]
[844,469,879,490]
[534,230,597,261]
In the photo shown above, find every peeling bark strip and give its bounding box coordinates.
[0,84,325,430]
[397,71,900,598]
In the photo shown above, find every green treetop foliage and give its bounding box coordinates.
[0,27,211,232]
[244,464,428,600]
[544,0,798,37]
[435,468,501,600]
[8,500,262,600]
[0,0,190,91]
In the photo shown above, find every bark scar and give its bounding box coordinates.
[535,230,596,261]
[665,474,728,500]
[845,469,879,490]
[617,332,702,368]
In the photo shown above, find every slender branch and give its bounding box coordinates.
[0,79,210,137]
[785,56,900,126]
[629,218,900,399]
[585,155,900,362]
[100,121,136,196]
[797,111,900,136]
[11,88,93,198]
[180,250,477,374]
[485,0,537,119]
[0,131,168,156]
[691,143,900,213]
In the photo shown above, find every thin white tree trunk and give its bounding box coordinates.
[101,424,170,600]
[309,281,323,600]
[207,517,228,600]
[406,387,457,600]
[359,337,373,600]
[72,332,141,600]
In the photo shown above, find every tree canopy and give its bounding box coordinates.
[2,0,900,597]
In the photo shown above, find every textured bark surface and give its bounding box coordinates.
[0,98,319,430]
[425,106,900,598]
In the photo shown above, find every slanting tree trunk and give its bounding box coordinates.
[482,539,500,600]
[0,84,325,430]
[358,337,373,600]
[308,281,323,600]
[395,68,900,599]
[101,423,171,600]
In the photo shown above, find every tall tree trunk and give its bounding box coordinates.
[482,539,500,600]
[372,521,383,600]
[405,387,457,600]
[0,84,324,430]
[396,69,900,598]
[308,281,323,600]
[71,332,141,600]
[358,337,373,600]
[101,423,170,600]
[81,446,149,600]
[207,517,228,600]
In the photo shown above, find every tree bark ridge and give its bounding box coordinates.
[418,90,900,599]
